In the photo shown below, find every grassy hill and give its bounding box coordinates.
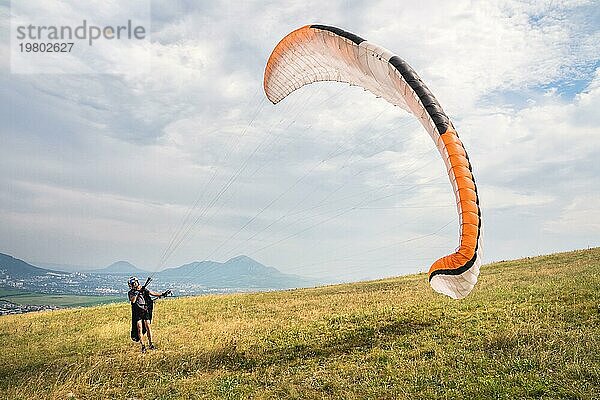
[0,248,598,399]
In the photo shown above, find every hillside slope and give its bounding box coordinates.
[0,253,63,277]
[0,248,598,399]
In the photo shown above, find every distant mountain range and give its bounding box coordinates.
[157,255,316,289]
[0,252,320,293]
[91,261,149,275]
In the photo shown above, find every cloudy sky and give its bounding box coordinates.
[1,0,598,281]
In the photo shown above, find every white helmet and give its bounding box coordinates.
[127,276,139,288]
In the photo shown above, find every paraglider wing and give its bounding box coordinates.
[264,25,482,299]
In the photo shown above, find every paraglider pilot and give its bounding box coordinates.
[128,276,169,353]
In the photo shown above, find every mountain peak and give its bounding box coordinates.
[107,260,135,269]
[94,261,147,275]
[226,255,254,263]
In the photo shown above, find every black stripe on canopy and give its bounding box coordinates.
[310,24,366,45]
[388,56,450,134]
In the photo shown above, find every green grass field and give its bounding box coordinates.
[0,288,121,307]
[1,248,599,399]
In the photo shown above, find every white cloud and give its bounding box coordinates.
[482,186,555,209]
[544,194,600,235]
